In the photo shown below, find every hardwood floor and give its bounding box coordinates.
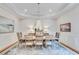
[5,41,76,55]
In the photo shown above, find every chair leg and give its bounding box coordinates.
[41,44,43,48]
[17,41,20,48]
[43,42,47,48]
[25,40,27,48]
[24,41,26,48]
[18,43,21,48]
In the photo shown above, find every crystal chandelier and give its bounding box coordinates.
[33,3,43,31]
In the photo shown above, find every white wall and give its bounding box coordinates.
[0,16,17,50]
[0,33,17,50]
[0,15,57,51]
[57,6,79,52]
[18,18,57,35]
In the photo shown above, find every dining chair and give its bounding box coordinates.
[19,32,22,37]
[55,32,60,42]
[34,36,43,48]
[44,33,49,36]
[17,32,26,48]
[44,35,53,47]
[28,33,35,36]
[24,35,35,47]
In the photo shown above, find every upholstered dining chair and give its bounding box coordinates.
[28,33,35,36]
[54,32,60,42]
[19,32,22,38]
[44,35,53,47]
[17,32,26,48]
[44,33,49,36]
[24,35,35,47]
[34,36,43,47]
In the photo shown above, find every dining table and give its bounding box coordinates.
[20,34,54,47]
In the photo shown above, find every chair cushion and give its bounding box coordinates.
[26,41,33,45]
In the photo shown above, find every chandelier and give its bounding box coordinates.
[33,3,44,31]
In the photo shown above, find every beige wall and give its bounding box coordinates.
[57,6,79,52]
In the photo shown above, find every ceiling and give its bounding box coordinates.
[9,3,68,16]
[0,3,78,20]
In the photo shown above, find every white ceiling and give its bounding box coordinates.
[0,3,78,20]
[10,3,68,16]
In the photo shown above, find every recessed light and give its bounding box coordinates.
[49,9,52,12]
[24,9,28,12]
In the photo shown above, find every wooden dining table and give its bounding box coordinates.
[20,34,54,47]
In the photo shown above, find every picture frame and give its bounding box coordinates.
[60,23,71,32]
[0,24,14,33]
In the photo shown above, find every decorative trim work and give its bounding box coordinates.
[0,41,17,54]
[60,42,79,54]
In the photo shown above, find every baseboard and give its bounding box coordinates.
[0,41,18,54]
[60,42,79,54]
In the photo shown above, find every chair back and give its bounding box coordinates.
[24,35,35,40]
[55,32,60,38]
[44,35,53,40]
[44,33,49,36]
[19,32,22,37]
[35,36,43,41]
[28,33,35,36]
[17,32,22,40]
